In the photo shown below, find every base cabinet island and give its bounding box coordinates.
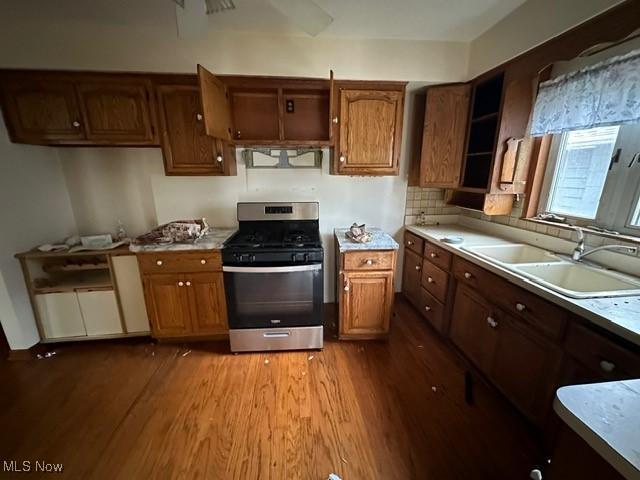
[334,228,399,339]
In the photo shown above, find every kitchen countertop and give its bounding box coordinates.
[334,227,399,252]
[129,228,236,253]
[554,380,640,480]
[406,224,640,346]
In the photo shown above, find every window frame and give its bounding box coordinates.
[537,124,640,236]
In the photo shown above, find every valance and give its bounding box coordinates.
[530,48,640,136]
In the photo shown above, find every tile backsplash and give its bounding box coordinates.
[404,187,459,225]
[405,186,639,257]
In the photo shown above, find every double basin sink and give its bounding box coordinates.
[462,244,640,299]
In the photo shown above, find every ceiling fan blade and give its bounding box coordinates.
[267,0,333,37]
[175,0,208,39]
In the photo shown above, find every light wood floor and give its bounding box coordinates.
[0,298,541,479]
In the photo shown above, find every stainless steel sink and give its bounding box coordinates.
[463,244,563,265]
[513,263,640,299]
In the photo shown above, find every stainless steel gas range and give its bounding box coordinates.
[222,202,323,352]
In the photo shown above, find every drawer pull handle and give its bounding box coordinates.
[185,281,191,286]
[364,259,373,265]
[424,305,431,312]
[427,277,434,283]
[487,316,498,328]
[200,259,207,264]
[156,260,163,266]
[464,272,472,279]
[177,281,184,287]
[415,265,421,271]
[430,252,437,258]
[599,360,616,373]
[515,302,526,312]
[407,240,413,246]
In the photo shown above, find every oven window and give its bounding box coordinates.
[224,269,322,328]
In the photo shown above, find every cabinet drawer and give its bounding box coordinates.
[453,256,567,341]
[419,287,445,333]
[343,250,395,270]
[423,241,452,272]
[404,231,424,255]
[138,251,222,274]
[565,322,640,379]
[421,260,448,303]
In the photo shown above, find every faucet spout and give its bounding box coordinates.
[571,228,585,261]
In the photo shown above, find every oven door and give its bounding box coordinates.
[223,264,323,329]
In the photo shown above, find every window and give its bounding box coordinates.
[547,126,619,219]
[540,123,640,235]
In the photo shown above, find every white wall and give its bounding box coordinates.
[0,118,77,350]
[468,0,624,77]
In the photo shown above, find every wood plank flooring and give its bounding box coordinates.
[0,297,541,479]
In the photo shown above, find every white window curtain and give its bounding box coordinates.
[530,48,640,136]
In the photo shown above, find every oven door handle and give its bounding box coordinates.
[222,264,322,273]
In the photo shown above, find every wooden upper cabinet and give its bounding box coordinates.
[0,74,85,143]
[197,64,234,141]
[156,82,235,176]
[75,77,157,144]
[420,84,470,188]
[335,87,405,175]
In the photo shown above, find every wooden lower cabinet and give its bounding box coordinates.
[139,252,228,339]
[340,269,394,339]
[188,272,228,335]
[402,248,422,306]
[489,312,563,422]
[144,274,192,337]
[450,284,497,373]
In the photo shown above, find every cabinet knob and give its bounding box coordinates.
[156,260,163,266]
[344,283,350,292]
[196,113,203,121]
[427,277,434,283]
[185,281,191,286]
[424,305,431,312]
[200,259,207,265]
[332,116,339,124]
[486,316,498,328]
[464,272,472,279]
[407,241,413,246]
[178,281,184,287]
[72,120,81,128]
[599,360,616,373]
[339,155,346,163]
[236,130,241,139]
[515,302,526,312]
[365,259,373,265]
[430,252,437,258]
[216,155,223,163]
[415,265,421,271]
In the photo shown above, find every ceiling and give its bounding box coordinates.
[0,0,528,42]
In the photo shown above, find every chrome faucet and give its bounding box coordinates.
[571,227,638,261]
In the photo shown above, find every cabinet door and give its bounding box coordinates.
[76,78,157,144]
[337,89,404,175]
[111,255,150,333]
[402,249,422,307]
[157,84,224,175]
[340,270,394,338]
[143,274,192,337]
[186,272,228,335]
[77,290,123,336]
[35,293,86,339]
[197,64,233,141]
[489,312,563,421]
[420,84,470,188]
[449,284,497,373]
[0,75,85,143]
